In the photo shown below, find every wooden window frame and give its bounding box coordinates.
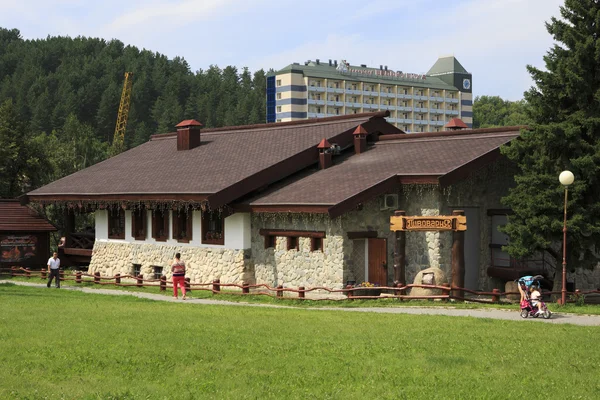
[264,235,276,249]
[202,210,224,245]
[173,210,193,243]
[152,210,169,242]
[131,209,147,241]
[259,229,325,252]
[153,266,163,280]
[108,209,125,239]
[287,236,299,251]
[310,237,323,252]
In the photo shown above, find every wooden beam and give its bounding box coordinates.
[259,229,325,238]
[248,205,330,214]
[393,210,406,286]
[347,231,378,239]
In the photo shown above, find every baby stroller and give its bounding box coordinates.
[518,275,552,319]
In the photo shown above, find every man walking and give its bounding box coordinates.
[47,252,61,288]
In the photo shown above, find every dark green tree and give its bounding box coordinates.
[501,0,600,290]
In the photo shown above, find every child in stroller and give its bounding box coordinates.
[518,275,552,319]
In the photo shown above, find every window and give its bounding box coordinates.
[108,209,125,239]
[202,210,224,245]
[173,211,193,243]
[317,107,321,113]
[131,209,147,240]
[276,119,282,122]
[311,237,323,252]
[335,108,340,115]
[153,266,163,280]
[287,236,299,251]
[276,79,281,86]
[316,94,321,100]
[264,235,276,249]
[276,106,282,113]
[152,210,169,242]
[276,93,281,100]
[132,264,141,277]
[403,89,408,95]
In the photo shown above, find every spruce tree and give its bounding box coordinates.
[501,0,600,290]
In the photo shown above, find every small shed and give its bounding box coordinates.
[0,200,56,268]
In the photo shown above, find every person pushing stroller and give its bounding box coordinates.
[518,275,546,317]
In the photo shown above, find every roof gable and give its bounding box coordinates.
[427,56,468,76]
[247,127,523,217]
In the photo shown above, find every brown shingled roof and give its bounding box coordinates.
[28,112,400,208]
[247,127,521,217]
[0,200,57,232]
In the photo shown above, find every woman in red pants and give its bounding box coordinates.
[171,252,187,300]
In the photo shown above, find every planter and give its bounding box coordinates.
[352,288,382,297]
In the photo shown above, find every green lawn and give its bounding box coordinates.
[1,284,599,399]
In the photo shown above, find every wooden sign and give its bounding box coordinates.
[390,215,467,232]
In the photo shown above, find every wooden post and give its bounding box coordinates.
[346,284,353,300]
[393,210,406,286]
[492,288,499,303]
[298,286,305,299]
[395,283,404,301]
[115,273,121,284]
[276,285,283,298]
[212,279,221,293]
[75,271,82,284]
[25,268,31,279]
[64,209,75,248]
[10,267,15,277]
[451,210,465,299]
[242,282,250,294]
[59,270,64,280]
[184,277,191,293]
[160,275,166,291]
[41,269,47,279]
[94,272,100,284]
[136,274,143,288]
[441,283,450,302]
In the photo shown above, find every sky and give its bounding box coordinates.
[0,0,564,101]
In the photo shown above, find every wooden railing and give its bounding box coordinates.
[1,266,597,303]
[68,233,95,249]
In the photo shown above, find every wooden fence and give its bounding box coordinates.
[1,266,597,303]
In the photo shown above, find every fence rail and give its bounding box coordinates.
[1,267,598,303]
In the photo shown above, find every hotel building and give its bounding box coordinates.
[266,56,473,132]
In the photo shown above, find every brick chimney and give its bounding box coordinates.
[353,125,368,155]
[317,138,332,169]
[176,119,202,151]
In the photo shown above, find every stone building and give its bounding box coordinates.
[26,111,556,292]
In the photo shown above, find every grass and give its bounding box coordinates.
[1,283,599,399]
[3,274,600,315]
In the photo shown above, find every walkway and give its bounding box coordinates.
[3,280,600,326]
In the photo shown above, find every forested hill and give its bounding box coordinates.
[0,27,267,198]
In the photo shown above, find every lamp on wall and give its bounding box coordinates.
[558,170,574,305]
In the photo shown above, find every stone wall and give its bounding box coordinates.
[88,241,253,284]
[441,158,517,291]
[251,214,345,289]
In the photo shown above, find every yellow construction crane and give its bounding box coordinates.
[110,72,133,156]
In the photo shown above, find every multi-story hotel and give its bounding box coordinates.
[266,56,473,132]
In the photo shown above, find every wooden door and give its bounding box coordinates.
[368,238,387,286]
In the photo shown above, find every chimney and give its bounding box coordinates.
[316,59,320,65]
[334,60,338,67]
[380,65,383,70]
[176,119,202,151]
[317,138,333,169]
[353,125,368,155]
[329,59,332,66]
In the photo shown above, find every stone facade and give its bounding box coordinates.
[89,241,252,284]
[251,214,345,290]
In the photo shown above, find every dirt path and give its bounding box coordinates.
[4,280,600,326]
